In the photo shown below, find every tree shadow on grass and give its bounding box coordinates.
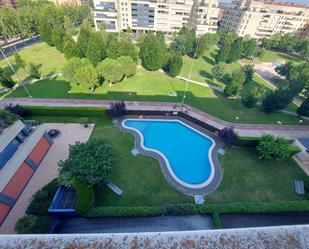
[199,70,213,80]
[202,56,215,66]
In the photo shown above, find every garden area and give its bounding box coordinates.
[7,103,307,233]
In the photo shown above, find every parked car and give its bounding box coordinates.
[48,129,60,138]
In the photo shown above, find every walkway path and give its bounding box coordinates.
[0,123,93,234]
[1,98,309,139]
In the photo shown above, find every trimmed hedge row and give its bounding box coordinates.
[21,106,107,117]
[74,182,94,214]
[86,201,309,227]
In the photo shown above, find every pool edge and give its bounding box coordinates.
[118,115,222,196]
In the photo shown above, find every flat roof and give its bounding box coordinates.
[0,225,308,248]
[0,120,25,153]
[297,138,309,150]
[0,125,46,192]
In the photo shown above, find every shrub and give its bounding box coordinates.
[0,110,20,129]
[57,172,76,188]
[107,101,126,118]
[165,53,183,77]
[21,106,107,117]
[257,135,291,160]
[4,104,29,117]
[218,127,238,146]
[28,63,41,79]
[74,181,94,214]
[0,67,15,88]
[59,139,113,186]
[15,215,51,234]
[26,180,57,216]
[236,136,261,147]
[297,98,309,117]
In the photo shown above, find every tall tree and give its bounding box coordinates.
[97,59,124,86]
[262,89,294,113]
[216,33,234,63]
[14,53,26,69]
[139,32,166,71]
[86,32,107,66]
[243,64,254,83]
[224,68,246,97]
[62,58,92,83]
[63,36,80,59]
[228,37,243,63]
[117,56,136,78]
[75,65,99,91]
[165,53,183,77]
[242,39,257,59]
[0,68,15,88]
[77,20,92,57]
[51,28,65,52]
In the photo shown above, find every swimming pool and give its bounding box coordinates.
[123,119,216,188]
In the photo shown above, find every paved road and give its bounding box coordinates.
[1,97,309,139]
[59,215,214,234]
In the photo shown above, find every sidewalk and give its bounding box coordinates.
[2,97,309,139]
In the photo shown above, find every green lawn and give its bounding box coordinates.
[257,49,301,63]
[27,115,308,207]
[2,42,306,125]
[208,147,307,203]
[0,42,65,84]
[7,69,306,125]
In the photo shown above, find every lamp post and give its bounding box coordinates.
[0,47,31,97]
[180,35,201,111]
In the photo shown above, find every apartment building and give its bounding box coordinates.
[220,0,309,39]
[0,0,18,8]
[50,0,88,6]
[93,0,219,36]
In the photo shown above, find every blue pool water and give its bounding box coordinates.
[124,119,214,185]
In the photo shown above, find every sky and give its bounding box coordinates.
[220,0,309,5]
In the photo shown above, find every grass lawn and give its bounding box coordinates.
[257,49,301,63]
[208,147,307,203]
[27,115,308,208]
[0,42,65,85]
[3,42,307,125]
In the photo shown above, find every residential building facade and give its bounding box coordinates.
[50,0,88,6]
[93,0,220,36]
[220,0,309,39]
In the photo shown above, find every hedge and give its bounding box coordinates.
[236,136,261,147]
[86,201,309,220]
[74,182,94,214]
[15,215,51,234]
[21,106,107,117]
[26,179,58,216]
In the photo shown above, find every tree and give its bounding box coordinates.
[216,32,234,63]
[106,33,120,59]
[224,68,246,97]
[62,58,92,83]
[262,89,294,113]
[51,28,65,52]
[170,27,196,56]
[165,53,183,77]
[59,140,113,186]
[297,98,309,117]
[227,37,243,63]
[75,65,99,91]
[200,33,219,50]
[211,62,227,81]
[97,58,124,86]
[241,86,262,108]
[86,32,107,66]
[14,53,26,69]
[118,39,138,62]
[117,56,136,78]
[242,39,257,59]
[243,64,254,83]
[107,101,126,117]
[0,68,15,88]
[63,36,80,59]
[257,135,290,160]
[15,215,51,234]
[196,37,208,58]
[218,127,237,146]
[139,33,166,71]
[170,35,187,55]
[77,20,92,57]
[28,63,41,79]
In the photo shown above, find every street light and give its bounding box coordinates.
[180,35,202,111]
[0,47,31,97]
[68,91,72,99]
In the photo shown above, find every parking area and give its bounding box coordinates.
[0,123,93,234]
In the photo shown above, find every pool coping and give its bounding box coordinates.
[118,115,222,196]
